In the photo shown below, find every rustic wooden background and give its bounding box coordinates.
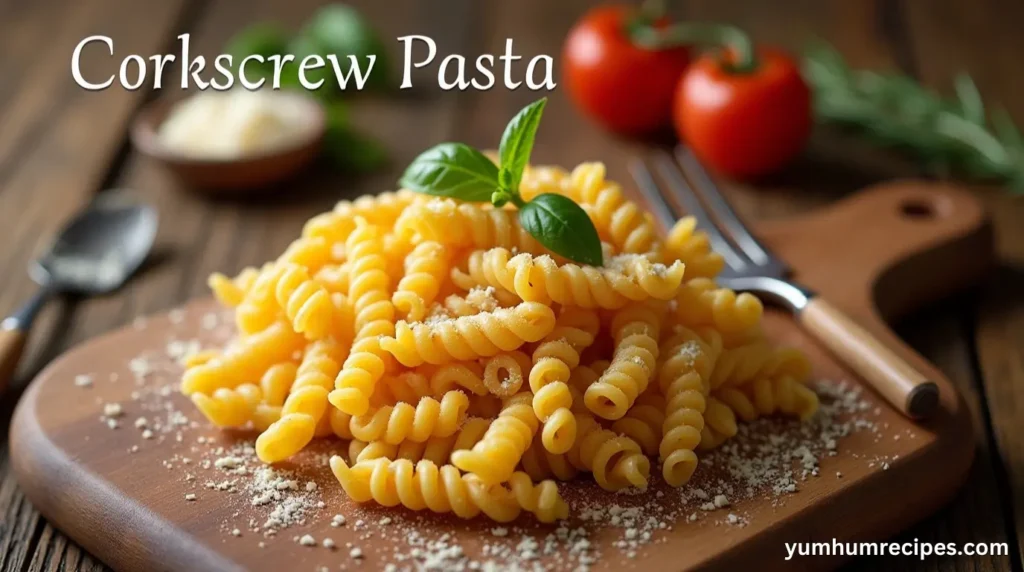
[0,0,1021,570]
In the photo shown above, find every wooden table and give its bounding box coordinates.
[0,0,1021,570]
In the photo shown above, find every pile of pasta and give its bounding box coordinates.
[181,162,818,524]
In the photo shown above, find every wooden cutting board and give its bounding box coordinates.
[9,180,992,571]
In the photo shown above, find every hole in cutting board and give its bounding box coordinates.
[899,199,936,219]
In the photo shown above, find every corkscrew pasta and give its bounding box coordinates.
[529,308,600,453]
[330,457,568,523]
[186,159,822,523]
[584,302,662,419]
[380,302,557,367]
[452,247,684,309]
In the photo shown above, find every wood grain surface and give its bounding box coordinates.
[7,180,989,570]
[0,0,1021,571]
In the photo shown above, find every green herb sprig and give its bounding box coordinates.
[400,98,604,266]
[804,43,1024,191]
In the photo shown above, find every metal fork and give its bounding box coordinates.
[631,147,939,420]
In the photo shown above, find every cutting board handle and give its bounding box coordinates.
[759,179,994,323]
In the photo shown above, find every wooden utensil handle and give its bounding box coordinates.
[0,321,27,393]
[799,297,939,419]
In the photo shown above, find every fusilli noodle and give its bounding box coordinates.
[330,457,568,523]
[530,308,600,453]
[381,302,556,367]
[584,303,662,419]
[453,248,684,309]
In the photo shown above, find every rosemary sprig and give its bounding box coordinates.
[803,43,1024,192]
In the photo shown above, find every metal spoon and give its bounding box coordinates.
[0,195,158,390]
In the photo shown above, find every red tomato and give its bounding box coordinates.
[563,5,691,135]
[673,48,811,178]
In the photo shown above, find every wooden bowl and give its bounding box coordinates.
[130,92,325,194]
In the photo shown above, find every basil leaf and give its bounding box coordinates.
[498,98,547,193]
[400,143,500,202]
[519,193,603,266]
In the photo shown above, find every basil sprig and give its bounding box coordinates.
[400,98,604,266]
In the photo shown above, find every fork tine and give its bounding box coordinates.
[627,158,676,230]
[676,146,782,270]
[647,151,750,273]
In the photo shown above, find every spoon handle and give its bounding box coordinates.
[0,286,51,392]
[0,324,27,393]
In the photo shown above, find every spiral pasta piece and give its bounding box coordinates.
[451,393,539,485]
[656,326,721,486]
[663,216,725,279]
[395,198,545,254]
[675,278,764,335]
[329,408,354,440]
[699,395,739,450]
[256,339,345,463]
[482,351,530,397]
[182,349,219,369]
[525,412,650,491]
[182,321,303,395]
[381,302,556,367]
[425,287,519,323]
[272,263,336,341]
[358,416,492,466]
[252,404,283,432]
[313,262,350,294]
[530,309,600,454]
[584,303,661,420]
[453,248,684,309]
[234,265,283,335]
[709,343,811,391]
[349,391,471,445]
[330,457,568,523]
[259,362,299,407]
[191,384,262,427]
[370,370,434,406]
[519,435,580,482]
[278,236,332,272]
[329,219,395,416]
[208,267,259,308]
[715,375,820,422]
[428,362,488,396]
[393,241,449,322]
[349,439,398,464]
[566,359,610,408]
[303,190,422,246]
[611,390,665,458]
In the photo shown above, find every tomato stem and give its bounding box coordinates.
[630,21,759,74]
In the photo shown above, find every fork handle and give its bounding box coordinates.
[800,297,939,419]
